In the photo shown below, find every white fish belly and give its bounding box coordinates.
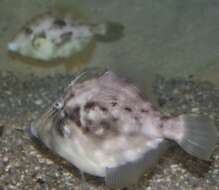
[54,130,167,177]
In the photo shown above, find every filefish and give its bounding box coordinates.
[28,69,218,188]
[7,13,124,61]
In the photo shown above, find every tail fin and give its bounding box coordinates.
[92,21,124,42]
[163,114,218,160]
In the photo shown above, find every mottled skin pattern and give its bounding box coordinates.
[62,72,161,137]
[32,71,166,176]
[7,13,102,61]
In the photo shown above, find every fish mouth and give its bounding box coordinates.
[26,124,46,146]
[7,42,18,52]
[26,123,38,139]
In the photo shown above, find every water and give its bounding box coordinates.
[0,1,219,189]
[1,0,219,84]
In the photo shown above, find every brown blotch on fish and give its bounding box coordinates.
[66,106,81,127]
[161,116,169,121]
[111,102,117,107]
[24,27,33,35]
[84,101,97,110]
[99,106,108,112]
[55,32,73,47]
[60,32,72,41]
[124,107,132,112]
[83,126,90,133]
[140,108,148,113]
[37,31,46,38]
[53,18,66,27]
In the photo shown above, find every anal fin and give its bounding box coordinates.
[105,141,169,188]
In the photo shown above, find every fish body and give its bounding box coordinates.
[29,70,218,188]
[8,13,123,61]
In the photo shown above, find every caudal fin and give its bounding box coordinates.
[92,21,124,42]
[164,114,218,160]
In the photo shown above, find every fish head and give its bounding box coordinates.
[8,29,34,56]
[28,97,71,149]
[8,28,54,61]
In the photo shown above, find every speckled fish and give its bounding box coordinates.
[7,13,124,61]
[28,69,218,188]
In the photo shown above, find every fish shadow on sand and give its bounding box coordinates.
[165,145,213,177]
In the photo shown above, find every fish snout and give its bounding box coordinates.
[26,123,38,139]
[7,42,18,52]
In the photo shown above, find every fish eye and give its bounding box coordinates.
[54,101,64,110]
[32,32,47,48]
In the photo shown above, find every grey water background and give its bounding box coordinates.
[0,1,219,190]
[1,0,219,86]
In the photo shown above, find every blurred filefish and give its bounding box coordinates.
[29,69,218,188]
[7,13,124,61]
